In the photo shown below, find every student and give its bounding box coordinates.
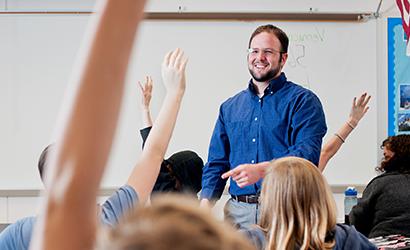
[138,76,203,194]
[201,24,327,229]
[221,93,371,186]
[0,144,141,250]
[29,1,252,250]
[349,134,410,238]
[243,157,377,250]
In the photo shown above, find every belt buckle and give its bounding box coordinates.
[245,195,249,203]
[249,195,258,203]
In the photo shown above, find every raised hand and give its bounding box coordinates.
[161,48,188,96]
[319,92,371,172]
[128,49,189,204]
[138,76,153,111]
[349,92,371,127]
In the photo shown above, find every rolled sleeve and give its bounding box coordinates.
[100,185,139,227]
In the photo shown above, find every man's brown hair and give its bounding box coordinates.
[248,24,289,53]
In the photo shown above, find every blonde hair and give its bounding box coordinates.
[97,194,255,250]
[259,157,337,250]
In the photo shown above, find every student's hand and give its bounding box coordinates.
[161,48,188,96]
[349,92,371,127]
[138,76,153,111]
[221,161,270,188]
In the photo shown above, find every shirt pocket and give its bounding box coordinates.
[225,120,250,154]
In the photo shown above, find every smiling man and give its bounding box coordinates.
[200,24,327,229]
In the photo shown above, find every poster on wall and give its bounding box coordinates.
[388,17,410,135]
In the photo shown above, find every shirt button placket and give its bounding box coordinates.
[252,97,261,165]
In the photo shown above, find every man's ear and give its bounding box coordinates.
[280,53,288,67]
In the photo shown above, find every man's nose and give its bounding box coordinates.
[256,51,266,60]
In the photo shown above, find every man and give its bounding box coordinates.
[200,24,327,229]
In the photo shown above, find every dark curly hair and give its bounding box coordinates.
[377,134,410,173]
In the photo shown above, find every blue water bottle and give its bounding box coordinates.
[344,186,358,225]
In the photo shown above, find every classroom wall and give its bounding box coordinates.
[0,10,380,190]
[0,0,401,223]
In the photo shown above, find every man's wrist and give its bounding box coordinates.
[259,163,269,178]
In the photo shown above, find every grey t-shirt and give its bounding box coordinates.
[0,185,138,250]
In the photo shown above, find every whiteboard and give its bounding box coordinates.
[0,15,378,189]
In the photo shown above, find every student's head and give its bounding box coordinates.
[247,25,289,83]
[154,150,203,194]
[166,150,203,193]
[97,195,254,250]
[38,144,54,183]
[379,134,410,173]
[259,157,337,250]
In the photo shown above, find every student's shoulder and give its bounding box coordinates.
[106,185,139,207]
[366,171,405,188]
[100,185,139,227]
[334,224,377,250]
[240,227,265,250]
[0,216,36,249]
[4,216,36,233]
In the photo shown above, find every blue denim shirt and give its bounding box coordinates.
[201,73,327,199]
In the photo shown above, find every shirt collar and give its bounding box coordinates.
[248,72,287,96]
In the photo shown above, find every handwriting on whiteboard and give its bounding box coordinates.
[286,28,326,89]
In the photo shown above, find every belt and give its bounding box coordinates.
[231,194,259,204]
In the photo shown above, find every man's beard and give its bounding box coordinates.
[249,66,280,82]
[249,57,282,82]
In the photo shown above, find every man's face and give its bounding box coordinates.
[247,32,287,84]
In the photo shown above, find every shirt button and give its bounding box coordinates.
[270,91,273,94]
[258,99,261,103]
[251,160,255,163]
[252,138,256,142]
[254,117,258,121]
